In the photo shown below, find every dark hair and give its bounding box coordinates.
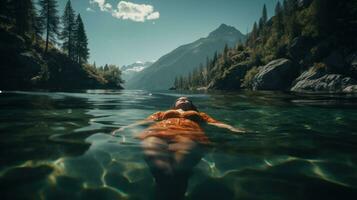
[172,98,199,112]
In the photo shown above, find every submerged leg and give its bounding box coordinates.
[169,136,203,171]
[142,136,203,200]
[142,137,172,176]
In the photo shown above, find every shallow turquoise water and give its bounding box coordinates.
[1,90,357,200]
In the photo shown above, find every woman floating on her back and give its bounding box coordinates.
[112,96,244,200]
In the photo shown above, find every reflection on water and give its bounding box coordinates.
[1,90,357,199]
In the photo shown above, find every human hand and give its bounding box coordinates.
[229,126,246,133]
[111,127,126,136]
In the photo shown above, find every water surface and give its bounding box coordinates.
[1,90,357,200]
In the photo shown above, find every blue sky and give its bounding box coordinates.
[57,0,279,67]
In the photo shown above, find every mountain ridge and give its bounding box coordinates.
[125,24,246,90]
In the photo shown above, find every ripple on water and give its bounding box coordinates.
[1,90,357,199]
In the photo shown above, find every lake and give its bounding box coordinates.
[1,90,357,200]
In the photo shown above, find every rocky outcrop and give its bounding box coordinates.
[251,58,299,90]
[208,62,251,90]
[343,85,357,93]
[290,68,357,92]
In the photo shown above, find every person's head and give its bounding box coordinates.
[173,96,198,111]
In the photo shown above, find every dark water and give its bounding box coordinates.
[1,90,357,200]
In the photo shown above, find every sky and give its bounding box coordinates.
[57,0,279,67]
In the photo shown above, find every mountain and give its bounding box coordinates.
[125,24,246,90]
[121,61,154,83]
[175,0,357,93]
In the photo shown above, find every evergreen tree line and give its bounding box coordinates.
[174,45,228,89]
[1,0,89,64]
[95,63,124,87]
[174,42,244,89]
[175,0,357,90]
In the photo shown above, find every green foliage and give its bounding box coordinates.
[0,0,123,89]
[243,67,259,88]
[97,64,124,87]
[61,0,76,60]
[261,4,268,25]
[1,0,41,40]
[236,43,244,51]
[175,0,357,90]
[38,0,60,54]
[12,0,33,35]
[74,14,89,64]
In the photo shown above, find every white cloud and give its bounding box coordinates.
[147,12,160,20]
[90,0,112,11]
[89,0,160,22]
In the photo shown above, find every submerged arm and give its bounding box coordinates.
[208,122,245,133]
[112,111,163,136]
[111,119,154,136]
[200,112,245,133]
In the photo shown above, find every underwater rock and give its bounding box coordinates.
[0,165,54,187]
[0,165,54,199]
[79,187,125,200]
[188,179,235,200]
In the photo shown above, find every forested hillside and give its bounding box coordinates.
[0,0,123,90]
[175,0,357,93]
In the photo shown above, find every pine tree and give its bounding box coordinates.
[249,22,258,46]
[223,44,229,57]
[258,4,268,39]
[188,72,193,88]
[74,14,89,64]
[104,64,109,70]
[39,0,60,54]
[61,0,76,60]
[275,1,283,15]
[174,77,178,88]
[274,1,284,37]
[0,1,6,15]
[10,0,38,36]
[283,0,289,15]
[262,4,268,25]
[199,63,205,86]
[179,76,184,89]
[212,51,218,67]
[30,2,43,40]
[223,43,229,67]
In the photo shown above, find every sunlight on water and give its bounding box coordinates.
[1,90,357,199]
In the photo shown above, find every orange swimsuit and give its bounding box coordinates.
[137,110,218,144]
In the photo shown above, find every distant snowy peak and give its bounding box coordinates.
[121,61,154,72]
[121,61,155,83]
